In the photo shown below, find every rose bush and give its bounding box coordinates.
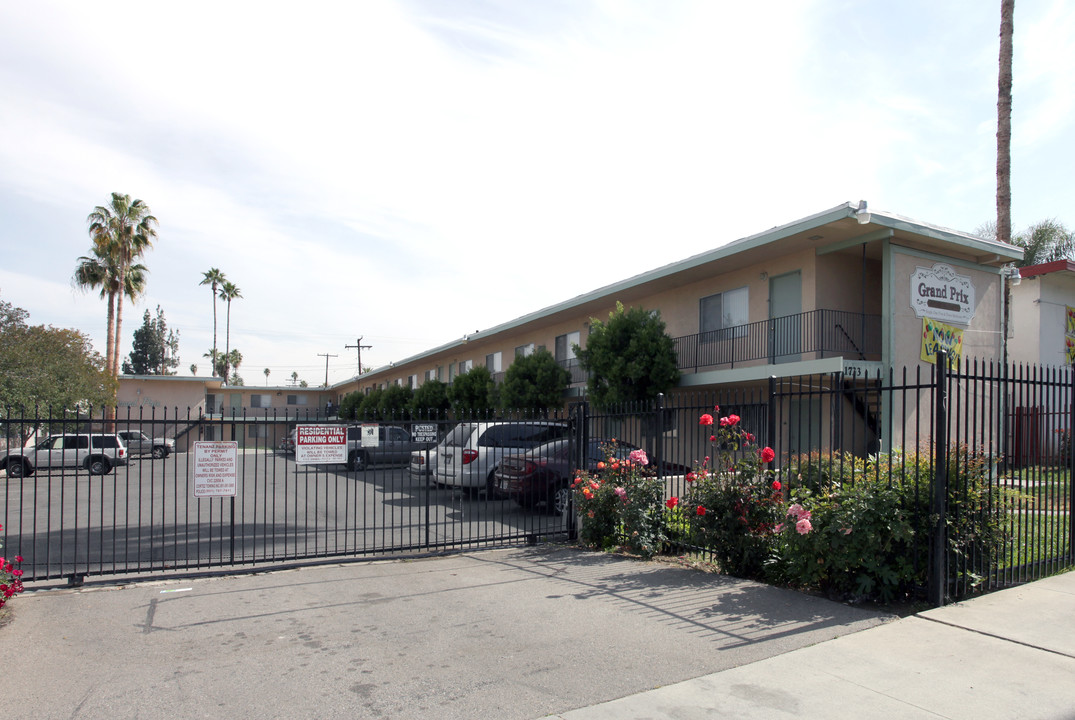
[668,408,783,579]
[0,523,25,611]
[572,442,667,558]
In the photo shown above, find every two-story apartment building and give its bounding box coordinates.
[116,376,334,449]
[336,202,1025,455]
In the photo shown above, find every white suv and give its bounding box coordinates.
[0,433,129,477]
[435,421,569,492]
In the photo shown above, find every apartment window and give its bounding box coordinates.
[248,425,268,439]
[555,332,580,363]
[286,394,307,406]
[700,287,749,340]
[485,352,502,373]
[408,374,418,388]
[459,359,473,374]
[515,343,534,358]
[249,394,272,408]
[424,369,436,382]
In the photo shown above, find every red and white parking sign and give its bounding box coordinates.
[295,425,347,465]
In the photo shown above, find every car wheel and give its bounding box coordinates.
[86,457,112,475]
[152,446,167,459]
[5,460,29,478]
[550,484,572,515]
[348,450,367,472]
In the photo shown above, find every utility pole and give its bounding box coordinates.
[345,337,372,376]
[318,353,337,387]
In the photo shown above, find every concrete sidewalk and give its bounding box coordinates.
[551,570,1075,720]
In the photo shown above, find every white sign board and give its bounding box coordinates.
[295,425,347,464]
[361,423,379,448]
[194,441,238,497]
[910,263,976,325]
[412,424,438,443]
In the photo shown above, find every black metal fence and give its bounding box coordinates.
[0,407,574,584]
[3,359,1072,603]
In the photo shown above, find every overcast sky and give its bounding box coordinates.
[1,1,1072,387]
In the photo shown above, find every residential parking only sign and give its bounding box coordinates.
[193,441,238,497]
[296,425,347,464]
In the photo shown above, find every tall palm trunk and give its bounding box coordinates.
[113,277,126,378]
[212,286,219,375]
[224,298,232,381]
[997,0,1014,245]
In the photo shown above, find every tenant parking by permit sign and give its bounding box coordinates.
[194,441,238,497]
[296,425,347,464]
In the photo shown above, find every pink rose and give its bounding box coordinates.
[628,449,649,466]
[796,518,813,535]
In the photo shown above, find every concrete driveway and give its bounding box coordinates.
[2,545,890,719]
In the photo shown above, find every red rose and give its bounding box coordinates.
[699,414,714,426]
[696,505,707,516]
[666,497,679,509]
[759,447,775,463]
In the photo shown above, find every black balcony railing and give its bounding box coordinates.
[673,309,881,373]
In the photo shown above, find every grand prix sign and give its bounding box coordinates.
[910,263,975,326]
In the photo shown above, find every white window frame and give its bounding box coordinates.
[700,287,749,340]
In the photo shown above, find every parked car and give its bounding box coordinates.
[409,443,439,483]
[278,428,297,454]
[493,437,642,514]
[345,424,420,471]
[0,433,129,477]
[435,421,570,492]
[116,430,175,459]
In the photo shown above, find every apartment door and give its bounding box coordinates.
[769,271,802,363]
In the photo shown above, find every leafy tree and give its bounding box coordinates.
[338,390,364,420]
[499,349,570,411]
[575,302,680,406]
[122,306,179,375]
[448,366,497,417]
[411,379,451,417]
[78,192,158,379]
[0,296,115,415]
[190,364,197,375]
[219,280,242,380]
[355,385,413,420]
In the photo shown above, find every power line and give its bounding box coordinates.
[317,353,338,387]
[344,337,373,376]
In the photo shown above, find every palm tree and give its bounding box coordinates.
[291,371,299,387]
[996,0,1014,246]
[81,193,158,378]
[190,363,198,376]
[264,368,271,386]
[218,280,242,382]
[1014,220,1075,267]
[200,268,226,376]
[73,237,149,378]
[225,349,243,384]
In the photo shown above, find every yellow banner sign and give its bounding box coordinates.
[1066,335,1075,364]
[1067,306,1075,335]
[921,317,963,367]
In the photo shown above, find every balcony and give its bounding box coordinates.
[673,309,881,374]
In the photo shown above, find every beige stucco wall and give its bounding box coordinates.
[889,248,1003,370]
[117,376,218,417]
